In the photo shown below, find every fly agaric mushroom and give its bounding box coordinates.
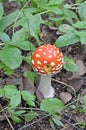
[31,44,63,98]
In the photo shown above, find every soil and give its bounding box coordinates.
[0,1,86,130]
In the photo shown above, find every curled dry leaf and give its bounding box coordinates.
[67,78,83,93]
[70,59,86,79]
[59,92,72,104]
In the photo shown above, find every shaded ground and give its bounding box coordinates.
[0,1,86,130]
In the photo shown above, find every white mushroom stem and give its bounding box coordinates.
[38,75,54,98]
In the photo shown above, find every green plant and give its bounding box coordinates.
[0,0,86,129]
[0,0,83,74]
[0,84,65,128]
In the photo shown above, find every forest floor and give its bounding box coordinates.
[0,1,86,130]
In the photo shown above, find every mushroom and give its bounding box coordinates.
[31,44,63,98]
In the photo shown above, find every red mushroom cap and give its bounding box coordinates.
[31,44,63,75]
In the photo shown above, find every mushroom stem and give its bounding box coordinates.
[38,75,54,98]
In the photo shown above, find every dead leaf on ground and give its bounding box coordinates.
[59,92,72,104]
[80,89,86,103]
[6,76,23,90]
[70,59,86,79]
[67,78,83,93]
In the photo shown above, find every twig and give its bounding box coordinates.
[61,117,82,130]
[0,104,14,130]
[51,78,76,97]
[18,115,49,130]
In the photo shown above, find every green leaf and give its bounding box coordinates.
[15,110,26,116]
[25,111,38,122]
[21,90,36,106]
[63,56,79,72]
[0,9,20,31]
[12,28,28,42]
[0,46,22,70]
[48,0,63,5]
[23,55,31,64]
[0,62,13,75]
[0,3,4,20]
[41,5,62,14]
[0,88,4,97]
[55,33,79,47]
[23,7,39,15]
[63,8,78,24]
[59,24,75,33]
[52,115,64,127]
[75,31,86,44]
[78,2,86,20]
[12,41,35,51]
[49,118,55,130]
[23,71,38,81]
[29,14,44,42]
[73,21,86,29]
[0,32,10,44]
[4,85,18,99]
[32,0,48,7]
[40,98,64,115]
[9,92,21,107]
[64,8,78,19]
[11,115,22,123]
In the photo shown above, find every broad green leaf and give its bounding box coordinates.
[63,56,79,72]
[59,24,75,33]
[32,0,48,7]
[12,41,35,51]
[0,32,10,43]
[14,13,32,28]
[63,8,78,24]
[0,9,20,31]
[78,2,86,20]
[73,21,86,29]
[64,9,78,19]
[23,71,37,81]
[0,3,4,20]
[29,14,44,42]
[23,55,31,64]
[12,29,28,42]
[0,88,4,97]
[9,92,21,107]
[11,115,22,123]
[52,115,64,127]
[0,46,22,69]
[55,33,79,47]
[15,110,26,116]
[75,31,86,44]
[0,62,13,75]
[23,7,39,15]
[21,90,36,106]
[40,98,64,115]
[48,0,63,5]
[41,5,62,14]
[4,85,18,99]
[25,111,38,122]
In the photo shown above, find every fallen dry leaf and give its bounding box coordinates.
[67,78,83,93]
[59,92,72,104]
[70,59,86,79]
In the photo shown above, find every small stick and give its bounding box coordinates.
[51,78,76,97]
[0,104,14,130]
[18,115,49,130]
